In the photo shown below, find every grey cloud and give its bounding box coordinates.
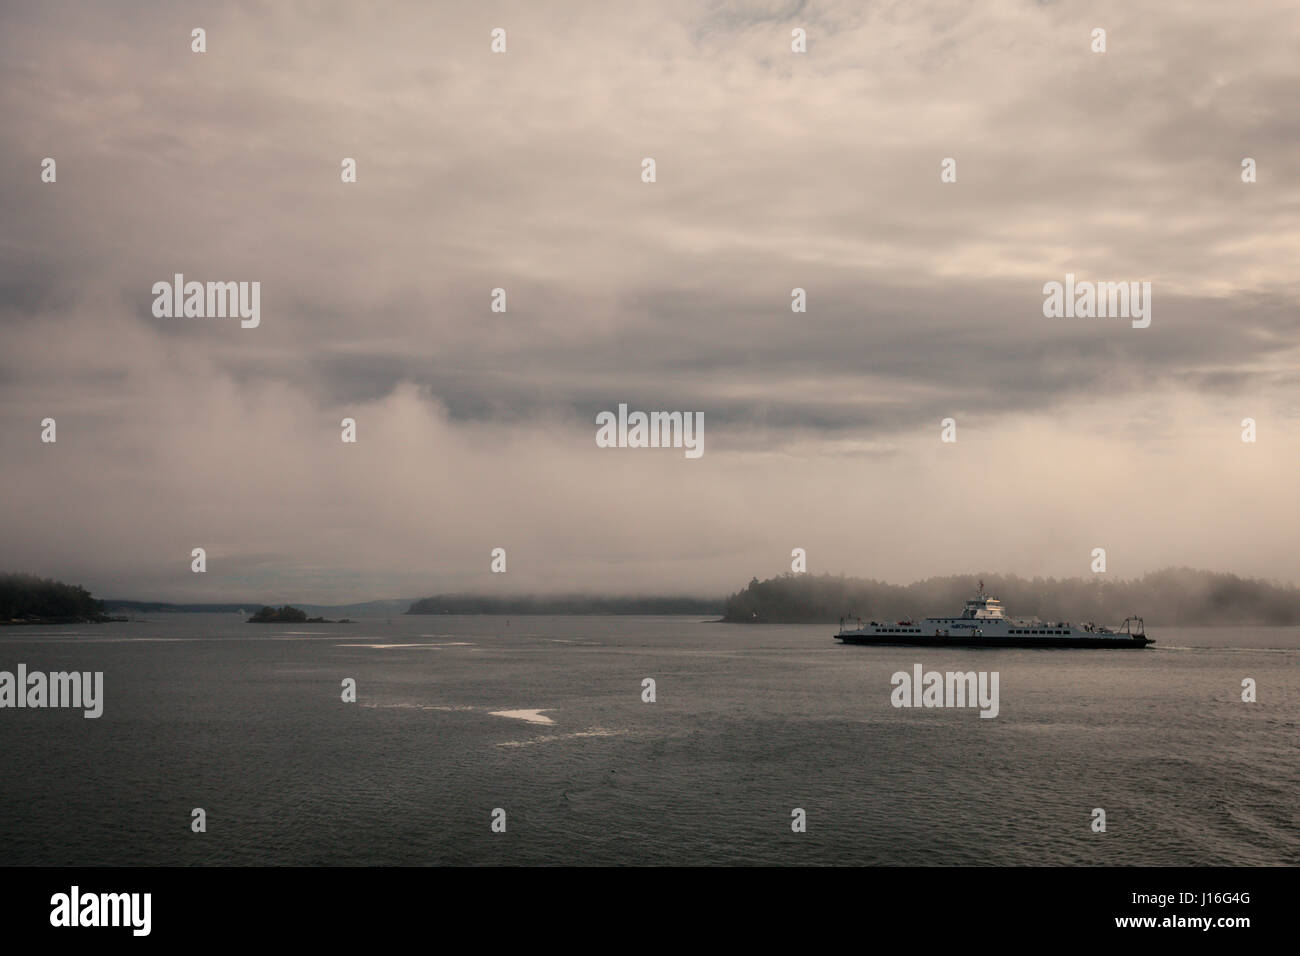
[3,0,1299,598]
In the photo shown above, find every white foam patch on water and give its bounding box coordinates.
[260,635,354,641]
[360,702,477,711]
[99,637,202,642]
[498,730,622,748]
[490,709,555,725]
[336,642,475,648]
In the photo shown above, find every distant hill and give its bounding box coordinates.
[407,594,722,615]
[721,568,1300,626]
[0,573,116,624]
[105,601,251,614]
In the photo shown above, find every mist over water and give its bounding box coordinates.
[1,615,1296,866]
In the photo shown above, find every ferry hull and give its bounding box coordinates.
[835,633,1153,649]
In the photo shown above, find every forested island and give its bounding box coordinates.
[248,605,308,623]
[247,606,351,624]
[407,594,722,615]
[0,573,121,624]
[721,568,1300,626]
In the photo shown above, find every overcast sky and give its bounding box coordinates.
[2,0,1299,603]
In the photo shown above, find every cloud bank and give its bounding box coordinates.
[2,1,1298,601]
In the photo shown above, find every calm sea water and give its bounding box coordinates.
[1,615,1296,866]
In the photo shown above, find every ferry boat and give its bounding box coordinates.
[834,582,1151,648]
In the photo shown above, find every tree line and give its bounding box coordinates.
[407,594,722,615]
[721,568,1300,625]
[0,573,113,623]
